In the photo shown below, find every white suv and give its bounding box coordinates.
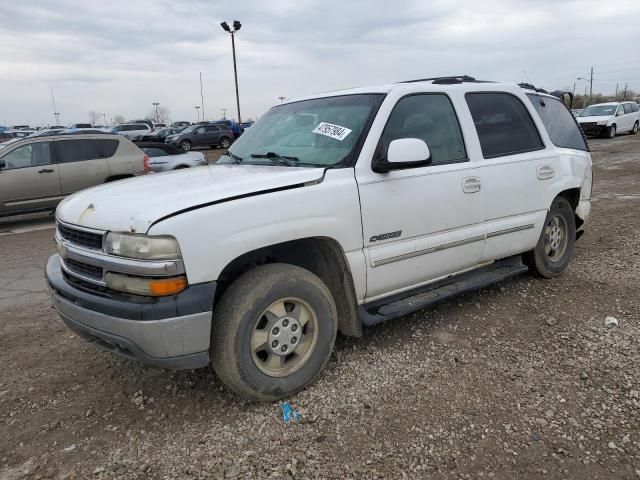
[112,123,152,140]
[46,77,592,401]
[577,101,640,138]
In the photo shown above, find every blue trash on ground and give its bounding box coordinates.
[279,402,302,423]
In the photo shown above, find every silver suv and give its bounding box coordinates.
[0,133,148,217]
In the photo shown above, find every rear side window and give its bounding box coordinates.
[206,126,220,132]
[465,92,544,158]
[56,139,118,162]
[378,93,467,166]
[631,103,640,113]
[527,94,588,151]
[623,104,633,114]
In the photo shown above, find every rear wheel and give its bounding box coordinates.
[523,197,576,278]
[180,140,192,151]
[631,121,639,135]
[219,136,231,149]
[210,264,337,401]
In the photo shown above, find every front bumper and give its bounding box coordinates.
[578,123,607,137]
[45,254,215,369]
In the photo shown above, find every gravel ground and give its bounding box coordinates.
[0,136,639,479]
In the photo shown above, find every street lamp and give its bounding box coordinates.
[220,20,242,125]
[278,96,286,103]
[152,102,160,124]
[221,107,227,120]
[195,105,200,122]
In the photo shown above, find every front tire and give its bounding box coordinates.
[606,124,616,139]
[524,197,576,278]
[180,140,192,151]
[210,264,337,401]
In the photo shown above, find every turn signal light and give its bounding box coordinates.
[105,273,187,297]
[149,277,188,296]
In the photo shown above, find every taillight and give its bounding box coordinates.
[143,154,151,173]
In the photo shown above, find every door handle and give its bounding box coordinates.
[537,165,555,180]
[462,176,481,193]
[38,168,54,174]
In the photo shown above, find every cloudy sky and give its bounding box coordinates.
[1,0,639,127]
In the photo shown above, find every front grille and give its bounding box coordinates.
[64,258,104,280]
[58,223,103,250]
[579,122,596,132]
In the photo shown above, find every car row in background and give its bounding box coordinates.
[576,101,640,138]
[164,123,234,151]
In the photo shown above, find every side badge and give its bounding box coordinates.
[370,230,402,243]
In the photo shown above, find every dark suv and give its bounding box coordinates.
[165,124,234,151]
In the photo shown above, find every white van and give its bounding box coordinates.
[577,101,640,138]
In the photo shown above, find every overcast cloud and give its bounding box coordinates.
[0,0,639,126]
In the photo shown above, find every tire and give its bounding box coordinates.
[523,197,576,278]
[180,140,192,151]
[210,264,338,401]
[631,121,639,135]
[219,136,231,149]
[607,124,616,139]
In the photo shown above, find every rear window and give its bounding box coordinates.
[55,139,119,162]
[526,94,588,151]
[465,92,544,158]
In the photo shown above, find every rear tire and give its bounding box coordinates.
[523,197,576,278]
[219,136,231,149]
[631,121,639,135]
[210,264,337,401]
[180,140,192,151]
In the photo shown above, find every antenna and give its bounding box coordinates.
[521,70,534,84]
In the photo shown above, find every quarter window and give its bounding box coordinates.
[55,139,118,162]
[1,142,53,170]
[466,92,544,158]
[526,94,588,151]
[631,103,639,113]
[378,94,467,166]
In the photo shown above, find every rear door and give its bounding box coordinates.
[464,92,551,262]
[191,126,207,146]
[55,138,111,194]
[203,125,221,144]
[0,140,61,215]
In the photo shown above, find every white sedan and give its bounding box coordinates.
[136,142,207,172]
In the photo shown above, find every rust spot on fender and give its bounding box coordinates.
[78,203,95,224]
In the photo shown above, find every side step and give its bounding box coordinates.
[359,256,528,326]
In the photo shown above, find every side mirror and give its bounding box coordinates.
[0,160,5,170]
[373,138,431,173]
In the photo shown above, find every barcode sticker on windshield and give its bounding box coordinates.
[312,122,352,141]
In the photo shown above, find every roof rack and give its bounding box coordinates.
[399,75,493,85]
[517,82,549,94]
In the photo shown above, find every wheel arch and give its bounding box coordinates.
[555,187,583,234]
[215,236,362,337]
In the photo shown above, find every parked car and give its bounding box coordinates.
[172,121,191,128]
[136,142,207,172]
[153,123,167,129]
[71,123,93,129]
[46,76,592,401]
[0,133,149,217]
[570,109,583,118]
[131,119,154,129]
[165,123,233,151]
[112,123,153,140]
[133,127,185,143]
[576,101,640,138]
[28,129,66,137]
[212,119,243,138]
[240,121,254,130]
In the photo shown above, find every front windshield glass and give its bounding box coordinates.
[181,125,198,134]
[222,94,384,167]
[580,105,617,117]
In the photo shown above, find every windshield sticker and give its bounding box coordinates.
[312,122,352,141]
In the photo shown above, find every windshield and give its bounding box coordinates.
[580,105,617,117]
[222,94,384,167]
[181,125,199,134]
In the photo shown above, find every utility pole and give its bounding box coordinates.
[199,72,205,122]
[102,113,107,125]
[195,105,200,122]
[589,66,593,102]
[221,108,227,120]
[50,89,59,126]
[623,83,628,100]
[152,102,159,124]
[615,83,619,99]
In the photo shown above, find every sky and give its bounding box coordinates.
[0,0,639,127]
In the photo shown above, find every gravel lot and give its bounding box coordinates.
[0,136,639,479]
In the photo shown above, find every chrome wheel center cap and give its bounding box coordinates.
[268,316,301,356]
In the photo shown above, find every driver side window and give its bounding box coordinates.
[378,94,467,166]
[1,142,53,170]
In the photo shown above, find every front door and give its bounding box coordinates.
[0,141,61,215]
[356,93,485,301]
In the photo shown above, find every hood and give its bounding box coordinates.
[577,115,612,123]
[56,164,325,233]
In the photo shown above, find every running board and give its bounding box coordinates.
[359,256,528,326]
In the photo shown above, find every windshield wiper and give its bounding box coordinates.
[222,151,243,164]
[250,152,299,166]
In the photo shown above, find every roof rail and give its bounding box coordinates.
[399,75,493,85]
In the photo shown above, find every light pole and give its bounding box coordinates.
[102,113,107,125]
[278,96,286,103]
[54,112,60,125]
[220,20,242,125]
[221,107,227,120]
[152,102,160,124]
[195,106,200,123]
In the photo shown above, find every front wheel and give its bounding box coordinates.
[523,197,576,278]
[210,264,337,401]
[607,124,616,139]
[180,140,192,151]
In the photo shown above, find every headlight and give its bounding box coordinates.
[104,233,181,260]
[597,120,608,126]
